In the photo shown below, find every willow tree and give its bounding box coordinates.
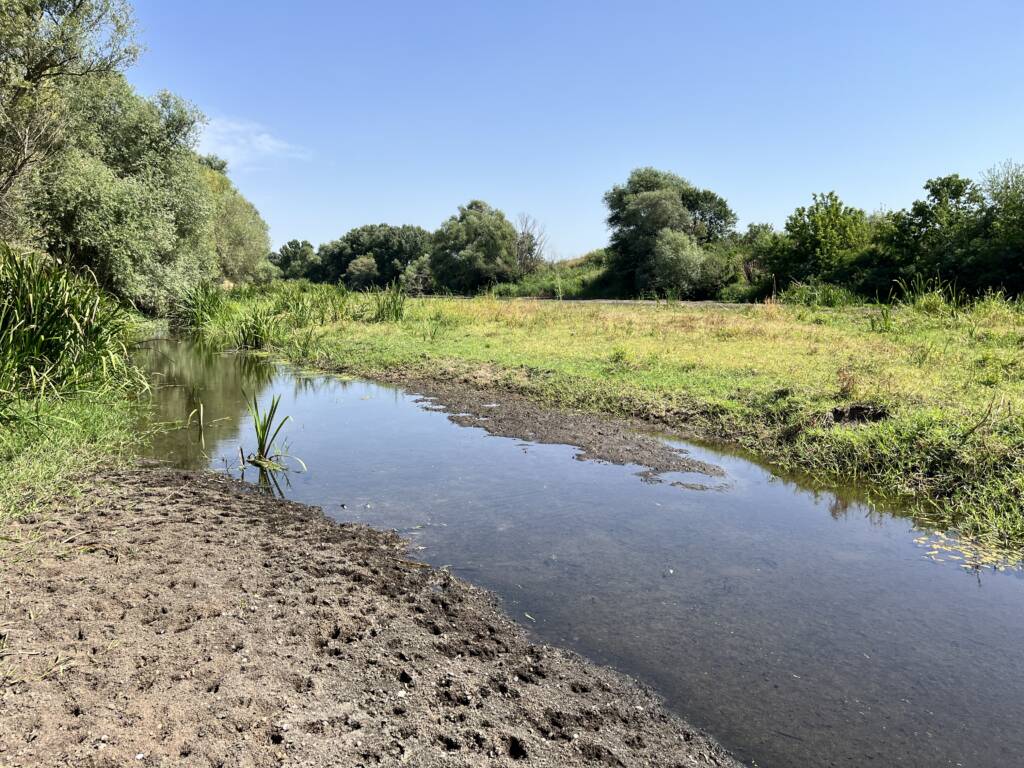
[0,0,138,235]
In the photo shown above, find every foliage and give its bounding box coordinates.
[0,242,140,421]
[636,230,705,297]
[512,213,547,277]
[492,249,623,299]
[769,192,871,285]
[0,0,139,219]
[604,167,737,292]
[369,282,406,322]
[271,239,319,281]
[1,9,273,311]
[344,254,379,289]
[317,223,431,286]
[242,392,294,471]
[752,163,1024,301]
[430,200,518,293]
[171,282,225,329]
[234,305,279,350]
[400,253,435,295]
[201,164,272,284]
[778,282,863,307]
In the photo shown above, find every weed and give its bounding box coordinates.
[369,282,406,322]
[234,306,279,350]
[242,392,305,472]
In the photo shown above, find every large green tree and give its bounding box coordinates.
[430,201,517,293]
[604,167,736,292]
[317,223,431,285]
[200,160,273,284]
[271,239,319,280]
[0,0,138,233]
[983,161,1024,295]
[768,191,870,286]
[30,75,217,312]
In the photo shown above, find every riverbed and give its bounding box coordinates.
[139,338,1024,767]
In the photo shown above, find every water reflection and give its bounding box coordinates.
[138,339,1024,768]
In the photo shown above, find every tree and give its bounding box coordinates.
[0,0,139,219]
[317,223,431,285]
[344,253,378,289]
[604,167,736,292]
[772,192,870,285]
[883,175,988,292]
[430,200,518,293]
[636,229,706,297]
[201,165,272,284]
[271,239,319,280]
[400,253,434,295]
[513,213,547,277]
[983,161,1024,294]
[29,74,218,313]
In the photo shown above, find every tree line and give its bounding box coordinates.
[0,0,274,314]
[271,204,548,295]
[276,163,1024,302]
[4,4,1020,309]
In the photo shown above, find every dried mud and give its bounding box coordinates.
[0,468,737,767]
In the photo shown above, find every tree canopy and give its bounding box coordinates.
[430,201,518,293]
[604,167,737,293]
[0,2,273,312]
[317,223,431,287]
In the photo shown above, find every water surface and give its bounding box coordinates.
[138,339,1024,768]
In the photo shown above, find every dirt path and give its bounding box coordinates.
[0,468,737,767]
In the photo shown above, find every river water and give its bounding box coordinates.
[137,338,1024,767]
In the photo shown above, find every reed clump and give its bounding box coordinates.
[0,243,142,424]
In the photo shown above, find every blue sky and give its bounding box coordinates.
[129,0,1024,257]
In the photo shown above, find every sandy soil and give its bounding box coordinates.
[0,468,737,767]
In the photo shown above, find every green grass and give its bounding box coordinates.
[0,244,142,422]
[0,243,147,544]
[0,398,144,532]
[187,281,1024,553]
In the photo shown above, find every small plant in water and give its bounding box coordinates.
[241,392,306,473]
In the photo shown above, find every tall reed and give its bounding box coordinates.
[0,243,141,423]
[369,282,406,322]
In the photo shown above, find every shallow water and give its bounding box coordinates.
[138,339,1024,768]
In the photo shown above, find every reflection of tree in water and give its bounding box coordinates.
[135,339,276,470]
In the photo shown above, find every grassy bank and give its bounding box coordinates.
[186,281,1024,551]
[0,245,147,542]
[0,399,143,532]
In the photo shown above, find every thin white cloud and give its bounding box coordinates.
[198,117,310,169]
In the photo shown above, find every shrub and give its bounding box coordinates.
[635,229,705,297]
[778,282,864,308]
[0,243,140,421]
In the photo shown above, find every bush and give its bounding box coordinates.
[0,243,140,421]
[400,254,435,296]
[778,282,864,307]
[344,254,379,289]
[636,229,705,297]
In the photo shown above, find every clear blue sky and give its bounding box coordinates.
[128,0,1024,257]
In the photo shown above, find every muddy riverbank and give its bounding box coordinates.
[0,467,736,767]
[324,361,723,480]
